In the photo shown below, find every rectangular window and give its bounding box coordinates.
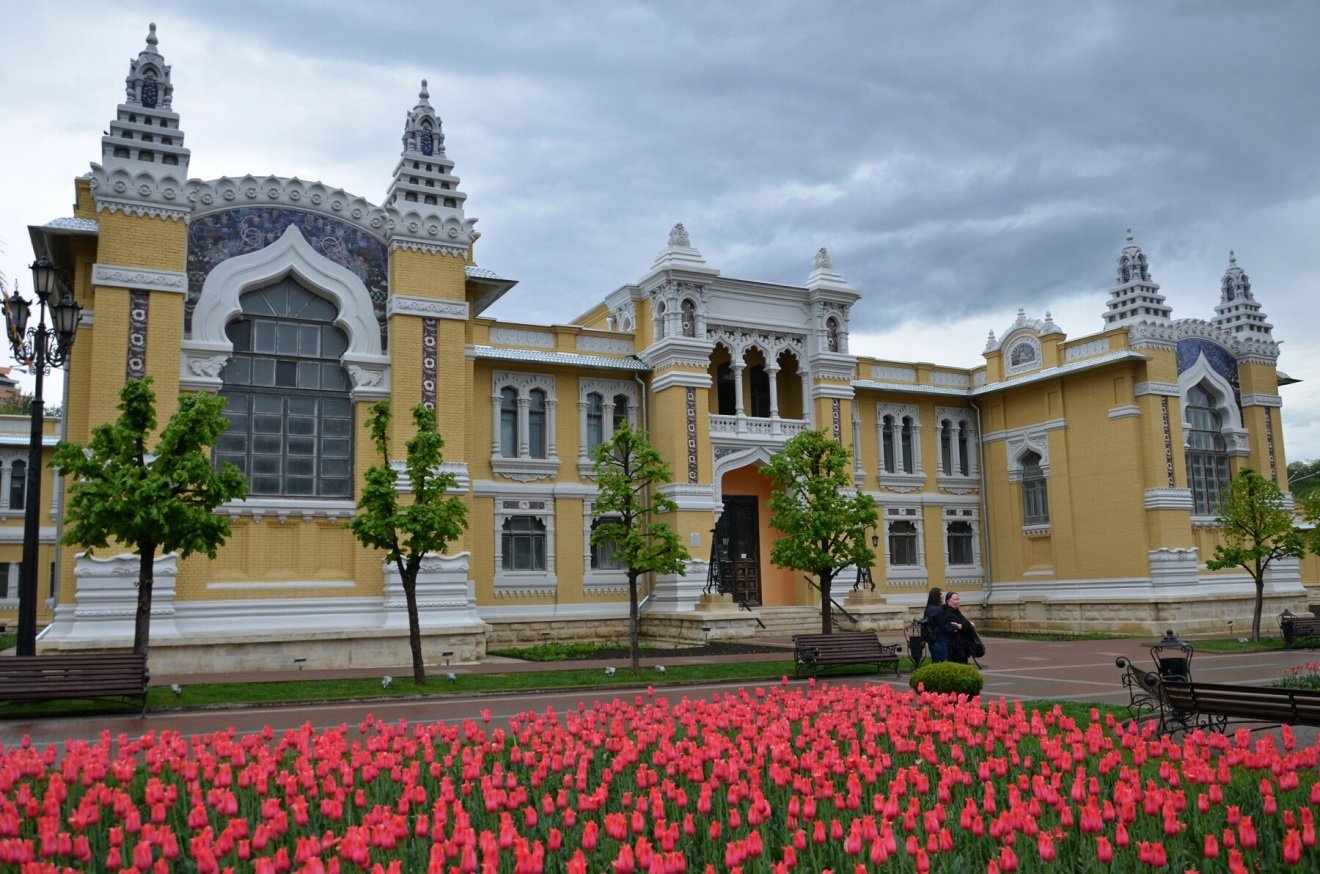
[0,562,9,599]
[947,521,974,565]
[591,519,623,570]
[888,520,918,566]
[502,516,547,571]
[1023,478,1049,526]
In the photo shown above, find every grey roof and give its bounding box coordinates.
[44,217,99,233]
[853,349,1148,398]
[469,345,647,371]
[465,266,505,280]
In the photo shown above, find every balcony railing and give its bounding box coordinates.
[709,414,808,439]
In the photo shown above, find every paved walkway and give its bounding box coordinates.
[2,635,1315,749]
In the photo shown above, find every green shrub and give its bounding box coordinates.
[908,661,983,696]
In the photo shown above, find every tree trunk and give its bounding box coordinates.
[820,572,833,634]
[133,546,156,657]
[628,570,641,672]
[401,556,427,686]
[1252,558,1265,642]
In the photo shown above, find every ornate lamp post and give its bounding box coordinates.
[3,258,82,656]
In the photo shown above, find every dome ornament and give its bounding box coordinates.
[813,247,833,270]
[668,223,690,248]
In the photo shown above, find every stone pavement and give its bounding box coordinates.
[2,635,1316,749]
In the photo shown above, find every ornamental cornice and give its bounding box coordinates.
[1144,488,1194,511]
[576,334,636,355]
[185,175,389,235]
[1240,393,1282,408]
[388,239,470,257]
[92,263,187,293]
[1134,381,1181,397]
[1126,320,1179,349]
[89,163,192,220]
[93,198,190,221]
[491,327,555,348]
[387,295,469,320]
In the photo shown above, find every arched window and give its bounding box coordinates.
[826,317,840,352]
[1021,451,1049,526]
[528,389,547,459]
[940,420,954,475]
[881,415,896,473]
[500,388,519,457]
[216,277,353,497]
[900,416,915,474]
[586,392,604,453]
[957,420,970,476]
[1186,384,1232,515]
[502,516,547,571]
[9,460,26,511]
[681,299,697,337]
[612,393,630,432]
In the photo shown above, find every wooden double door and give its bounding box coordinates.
[715,496,761,607]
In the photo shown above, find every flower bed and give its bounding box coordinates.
[2,679,1318,872]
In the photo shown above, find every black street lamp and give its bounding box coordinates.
[3,257,82,656]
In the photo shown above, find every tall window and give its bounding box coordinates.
[1186,384,1232,515]
[0,562,10,600]
[502,516,547,571]
[500,388,519,457]
[9,460,25,511]
[590,518,622,570]
[900,417,914,473]
[957,422,970,476]
[749,365,770,417]
[586,392,604,453]
[947,521,974,565]
[940,420,953,475]
[882,416,896,473]
[888,520,918,566]
[528,389,547,458]
[681,299,697,337]
[612,393,630,432]
[716,362,736,415]
[216,277,353,497]
[1021,451,1049,526]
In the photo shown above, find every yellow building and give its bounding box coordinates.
[20,26,1314,669]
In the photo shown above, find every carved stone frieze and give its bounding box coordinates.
[92,263,188,293]
[388,295,469,320]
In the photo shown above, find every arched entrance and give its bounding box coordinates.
[714,464,796,608]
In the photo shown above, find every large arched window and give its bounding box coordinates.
[215,277,353,498]
[1186,384,1232,515]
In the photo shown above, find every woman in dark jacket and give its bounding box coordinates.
[942,591,978,663]
[924,587,957,663]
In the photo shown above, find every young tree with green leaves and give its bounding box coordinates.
[763,429,879,634]
[1206,467,1307,641]
[53,378,248,657]
[348,402,467,685]
[591,420,690,672]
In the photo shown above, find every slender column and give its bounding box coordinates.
[545,399,558,457]
[490,393,502,455]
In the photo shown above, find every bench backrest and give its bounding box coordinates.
[1164,681,1320,725]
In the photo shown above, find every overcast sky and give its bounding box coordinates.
[3,1,1320,464]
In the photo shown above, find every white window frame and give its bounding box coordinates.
[0,455,28,515]
[881,505,926,585]
[491,371,559,481]
[493,497,557,597]
[942,505,984,586]
[876,403,924,493]
[577,378,639,477]
[583,501,628,595]
[935,406,979,494]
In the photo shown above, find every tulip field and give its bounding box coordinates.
[3,679,1319,872]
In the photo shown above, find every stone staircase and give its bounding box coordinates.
[750,606,832,638]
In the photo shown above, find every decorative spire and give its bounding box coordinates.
[90,23,190,215]
[1213,251,1273,339]
[668,223,690,248]
[384,79,477,253]
[1103,227,1171,329]
[813,247,833,270]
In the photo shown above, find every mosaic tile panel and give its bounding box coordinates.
[423,318,437,409]
[1177,338,1239,401]
[686,388,698,483]
[1266,407,1277,483]
[127,290,148,379]
[186,207,389,341]
[1161,397,1174,487]
[832,399,841,442]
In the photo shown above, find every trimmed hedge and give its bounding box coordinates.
[908,661,984,695]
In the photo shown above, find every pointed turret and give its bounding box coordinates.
[90,23,191,216]
[1103,229,1171,329]
[1212,252,1274,339]
[384,80,478,254]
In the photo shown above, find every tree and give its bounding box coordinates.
[53,378,247,656]
[1288,459,1320,501]
[1206,467,1307,642]
[763,430,879,634]
[591,421,690,671]
[348,402,467,685]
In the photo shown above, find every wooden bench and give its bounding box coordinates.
[1281,615,1320,649]
[0,653,149,714]
[793,631,902,678]
[1157,680,1320,734]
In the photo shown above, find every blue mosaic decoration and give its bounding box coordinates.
[186,207,390,344]
[1177,337,1241,407]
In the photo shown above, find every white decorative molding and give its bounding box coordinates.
[1065,338,1111,361]
[1178,352,1248,454]
[871,365,915,382]
[1148,547,1200,586]
[387,295,469,320]
[651,368,712,392]
[218,498,356,524]
[491,327,555,348]
[1003,334,1043,375]
[92,263,187,293]
[1240,393,1282,408]
[576,334,636,355]
[1133,381,1181,397]
[382,552,482,629]
[1107,405,1141,420]
[930,371,971,387]
[42,552,181,642]
[1144,488,1194,510]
